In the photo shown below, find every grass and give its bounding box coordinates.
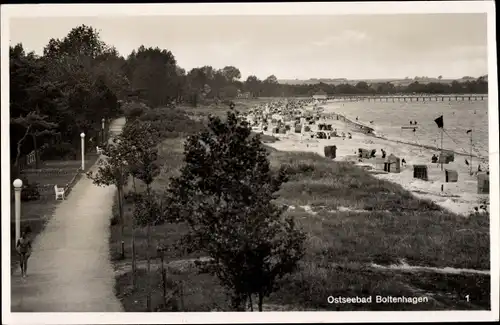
[115,268,230,312]
[10,154,99,273]
[271,151,489,270]
[110,120,490,312]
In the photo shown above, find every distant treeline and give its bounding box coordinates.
[274,78,488,97]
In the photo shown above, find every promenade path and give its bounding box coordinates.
[11,117,126,312]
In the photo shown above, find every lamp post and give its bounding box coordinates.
[101,118,106,145]
[80,132,86,171]
[13,179,23,243]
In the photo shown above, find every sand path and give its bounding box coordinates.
[10,118,126,312]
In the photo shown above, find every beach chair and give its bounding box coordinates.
[54,185,66,200]
[477,173,489,194]
[413,165,428,181]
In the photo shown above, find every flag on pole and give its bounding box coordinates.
[434,115,444,128]
[466,129,472,134]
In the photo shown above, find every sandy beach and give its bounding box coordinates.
[250,102,489,216]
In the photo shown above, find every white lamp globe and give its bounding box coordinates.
[13,179,23,188]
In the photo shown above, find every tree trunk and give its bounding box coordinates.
[160,252,166,306]
[117,185,125,258]
[249,294,253,312]
[231,292,246,311]
[14,125,31,170]
[131,177,137,285]
[32,133,40,169]
[258,291,263,312]
[146,223,152,312]
[131,227,136,285]
[117,185,124,233]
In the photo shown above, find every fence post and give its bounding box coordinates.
[160,250,166,306]
[179,281,184,311]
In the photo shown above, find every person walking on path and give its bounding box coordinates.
[16,228,32,278]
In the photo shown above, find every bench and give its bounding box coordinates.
[54,185,66,200]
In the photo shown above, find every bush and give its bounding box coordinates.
[123,101,149,120]
[138,107,205,138]
[21,182,41,201]
[40,142,76,160]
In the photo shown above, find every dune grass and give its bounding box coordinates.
[272,151,489,270]
[110,128,490,311]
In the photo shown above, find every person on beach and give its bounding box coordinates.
[431,154,438,163]
[342,132,346,140]
[410,121,413,125]
[401,158,406,167]
[348,132,352,139]
[381,149,386,159]
[356,117,358,121]
[16,229,32,278]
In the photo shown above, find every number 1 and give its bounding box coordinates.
[465,295,470,302]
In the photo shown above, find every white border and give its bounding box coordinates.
[1,1,498,324]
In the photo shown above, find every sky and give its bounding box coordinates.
[8,14,488,80]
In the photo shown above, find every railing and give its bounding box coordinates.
[328,95,488,102]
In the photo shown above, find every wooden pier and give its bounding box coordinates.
[330,95,487,102]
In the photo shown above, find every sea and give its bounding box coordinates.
[324,99,489,163]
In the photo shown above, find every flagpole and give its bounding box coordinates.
[441,126,443,171]
[441,112,444,171]
[434,114,444,170]
[470,130,473,175]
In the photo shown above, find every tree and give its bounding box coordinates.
[450,80,464,94]
[126,46,179,107]
[87,137,130,258]
[119,119,162,306]
[43,24,109,59]
[39,25,123,149]
[262,75,279,97]
[9,44,65,168]
[264,75,278,84]
[219,85,239,99]
[244,75,261,97]
[222,66,242,83]
[355,81,370,93]
[165,111,306,311]
[133,191,163,311]
[124,122,161,312]
[11,111,59,172]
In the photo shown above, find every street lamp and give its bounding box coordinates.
[13,179,23,243]
[80,132,86,171]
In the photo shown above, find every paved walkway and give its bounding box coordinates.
[11,118,126,312]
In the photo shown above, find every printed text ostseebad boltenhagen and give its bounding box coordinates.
[327,296,429,304]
